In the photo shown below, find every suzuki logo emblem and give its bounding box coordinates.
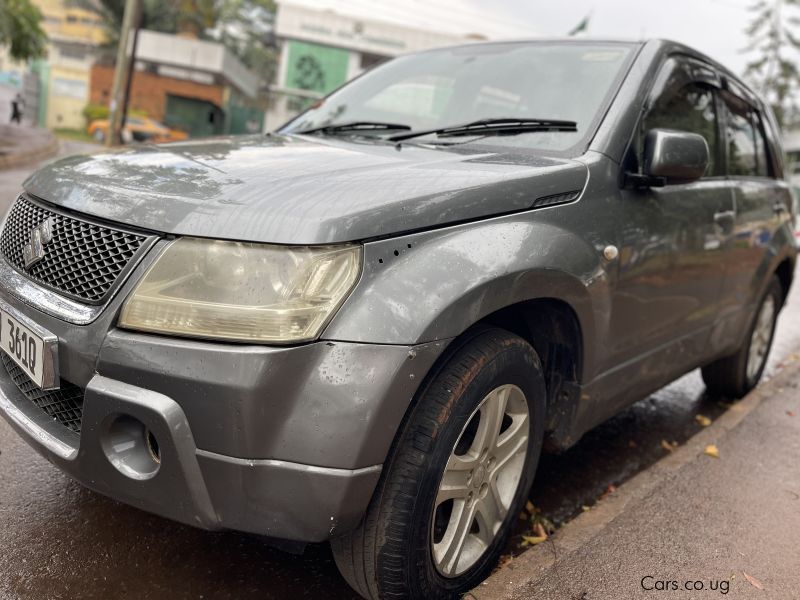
[22,217,54,270]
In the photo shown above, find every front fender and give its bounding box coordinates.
[323,212,610,377]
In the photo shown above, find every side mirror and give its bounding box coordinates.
[643,128,710,184]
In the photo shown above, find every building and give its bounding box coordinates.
[33,0,106,129]
[89,30,264,138]
[265,0,528,129]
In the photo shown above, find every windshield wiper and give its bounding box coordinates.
[293,121,412,136]
[388,118,577,142]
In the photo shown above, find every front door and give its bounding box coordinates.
[609,59,735,390]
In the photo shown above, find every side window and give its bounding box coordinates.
[642,83,719,176]
[722,92,771,178]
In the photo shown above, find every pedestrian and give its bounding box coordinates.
[10,93,23,125]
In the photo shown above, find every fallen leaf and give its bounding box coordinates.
[520,535,547,546]
[598,484,617,501]
[743,572,763,590]
[581,505,592,512]
[518,511,528,520]
[532,513,556,533]
[787,411,796,417]
[533,522,548,539]
[695,414,712,427]
[491,553,513,574]
[525,500,536,514]
[661,439,676,452]
[704,444,720,458]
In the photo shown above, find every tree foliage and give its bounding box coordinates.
[210,0,278,86]
[69,0,277,86]
[68,0,216,52]
[743,0,800,128]
[0,0,48,61]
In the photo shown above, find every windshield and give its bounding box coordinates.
[281,42,635,152]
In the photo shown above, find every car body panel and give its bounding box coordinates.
[0,38,796,543]
[87,117,189,143]
[23,135,588,245]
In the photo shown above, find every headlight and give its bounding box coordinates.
[119,238,362,343]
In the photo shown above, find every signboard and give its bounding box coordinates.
[276,2,467,57]
[284,40,349,95]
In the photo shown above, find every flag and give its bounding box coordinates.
[569,14,591,36]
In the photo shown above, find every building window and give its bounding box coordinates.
[52,78,88,100]
[59,46,88,61]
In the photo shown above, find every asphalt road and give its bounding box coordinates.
[0,146,798,599]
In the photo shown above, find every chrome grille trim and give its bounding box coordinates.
[0,195,156,304]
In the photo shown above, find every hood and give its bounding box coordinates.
[23,134,588,245]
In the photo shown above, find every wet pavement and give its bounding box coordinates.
[0,149,798,599]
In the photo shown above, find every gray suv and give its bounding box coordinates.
[0,39,796,599]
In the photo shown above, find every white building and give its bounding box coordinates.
[265,0,531,129]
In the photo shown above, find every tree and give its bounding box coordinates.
[0,0,48,61]
[210,0,278,87]
[743,0,800,129]
[68,0,214,52]
[70,0,276,85]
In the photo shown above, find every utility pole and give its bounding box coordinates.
[120,9,142,134]
[107,0,142,147]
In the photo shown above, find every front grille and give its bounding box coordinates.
[0,195,149,303]
[2,353,84,434]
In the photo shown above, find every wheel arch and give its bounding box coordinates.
[388,297,588,464]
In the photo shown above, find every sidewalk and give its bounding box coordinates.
[471,361,800,600]
[0,124,59,170]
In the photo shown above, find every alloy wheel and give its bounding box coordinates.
[747,295,776,382]
[431,384,530,577]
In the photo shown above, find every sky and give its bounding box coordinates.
[325,0,760,78]
[464,0,756,74]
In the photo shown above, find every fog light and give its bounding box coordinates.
[101,415,161,480]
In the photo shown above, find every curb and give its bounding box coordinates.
[467,360,800,600]
[0,136,59,171]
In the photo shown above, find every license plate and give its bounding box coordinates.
[0,309,48,389]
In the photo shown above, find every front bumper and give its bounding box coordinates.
[0,370,384,541]
[0,266,448,542]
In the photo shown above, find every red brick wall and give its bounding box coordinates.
[90,64,225,123]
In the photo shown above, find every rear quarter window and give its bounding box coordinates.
[722,91,771,178]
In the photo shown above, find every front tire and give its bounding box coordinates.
[702,275,783,398]
[332,328,546,599]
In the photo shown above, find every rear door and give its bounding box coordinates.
[713,85,792,347]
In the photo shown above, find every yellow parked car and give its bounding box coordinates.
[87,116,189,143]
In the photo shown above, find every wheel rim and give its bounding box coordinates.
[431,384,529,577]
[746,295,776,382]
